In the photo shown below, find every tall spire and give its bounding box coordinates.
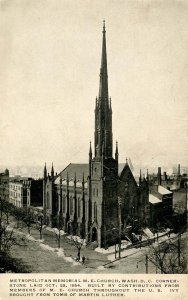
[146,169,149,181]
[51,162,54,178]
[44,162,47,179]
[139,169,142,185]
[115,141,119,161]
[99,20,108,101]
[89,141,92,160]
[94,21,113,159]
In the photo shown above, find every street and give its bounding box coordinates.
[8,221,181,273]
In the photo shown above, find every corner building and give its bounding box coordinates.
[43,23,150,248]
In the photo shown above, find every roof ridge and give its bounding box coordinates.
[55,163,72,179]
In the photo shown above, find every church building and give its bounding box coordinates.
[43,22,150,248]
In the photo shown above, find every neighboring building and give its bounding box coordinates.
[149,185,173,226]
[9,179,26,207]
[149,165,187,192]
[0,169,9,202]
[9,177,43,208]
[43,23,150,248]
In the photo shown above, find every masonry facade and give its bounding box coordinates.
[9,177,43,208]
[43,23,151,247]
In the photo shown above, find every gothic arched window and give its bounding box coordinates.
[78,197,81,217]
[94,202,97,221]
[62,194,66,213]
[47,191,50,209]
[70,196,73,214]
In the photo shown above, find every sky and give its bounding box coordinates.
[0,0,188,175]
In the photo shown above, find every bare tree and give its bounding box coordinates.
[147,234,187,274]
[0,222,26,252]
[35,213,44,240]
[3,201,14,224]
[0,221,28,273]
[53,214,64,248]
[22,208,35,234]
[69,235,85,261]
[13,207,25,229]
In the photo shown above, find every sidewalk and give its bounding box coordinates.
[7,218,180,272]
[9,221,110,270]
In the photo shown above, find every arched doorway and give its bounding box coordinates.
[67,220,72,234]
[91,227,97,242]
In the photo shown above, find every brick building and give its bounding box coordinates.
[9,177,43,208]
[0,169,9,203]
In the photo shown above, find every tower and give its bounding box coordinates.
[94,21,113,159]
[88,21,118,248]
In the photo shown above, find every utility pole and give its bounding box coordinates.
[178,234,181,267]
[118,197,122,259]
[145,254,148,273]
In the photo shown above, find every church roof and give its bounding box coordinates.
[54,162,134,186]
[118,163,126,176]
[54,163,89,185]
[118,162,138,186]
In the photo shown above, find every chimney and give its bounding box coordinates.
[178,164,180,176]
[157,167,161,185]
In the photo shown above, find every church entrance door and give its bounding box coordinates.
[91,227,97,242]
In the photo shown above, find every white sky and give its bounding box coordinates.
[0,0,188,172]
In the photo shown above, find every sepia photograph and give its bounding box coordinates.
[0,0,188,298]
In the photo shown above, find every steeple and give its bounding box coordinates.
[89,141,92,160]
[44,162,47,179]
[146,169,149,181]
[82,172,85,186]
[115,141,119,161]
[139,169,142,185]
[51,162,54,178]
[99,20,108,100]
[94,21,113,159]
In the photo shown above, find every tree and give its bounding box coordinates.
[22,208,35,234]
[0,221,28,273]
[13,207,25,229]
[35,212,44,240]
[0,221,26,252]
[0,197,5,223]
[147,234,187,274]
[69,235,85,261]
[53,214,64,248]
[3,201,14,224]
[112,227,122,259]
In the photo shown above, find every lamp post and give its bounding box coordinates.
[112,228,120,259]
[112,196,122,260]
[37,212,44,240]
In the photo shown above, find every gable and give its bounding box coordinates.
[119,163,138,188]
